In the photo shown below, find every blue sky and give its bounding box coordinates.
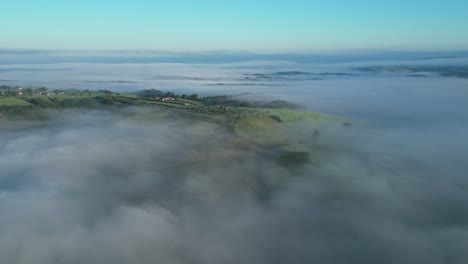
[2,0,468,51]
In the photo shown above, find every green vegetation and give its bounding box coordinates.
[201,95,299,109]
[233,115,289,145]
[0,86,342,129]
[252,108,338,122]
[0,86,346,168]
[0,87,340,126]
[176,98,204,106]
[0,97,32,106]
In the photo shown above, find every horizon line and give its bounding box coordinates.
[2,48,468,54]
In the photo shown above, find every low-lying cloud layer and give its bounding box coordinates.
[1,108,468,264]
[1,52,468,263]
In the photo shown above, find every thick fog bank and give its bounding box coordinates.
[1,53,468,263]
[1,109,468,263]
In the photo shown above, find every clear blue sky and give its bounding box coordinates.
[2,0,468,51]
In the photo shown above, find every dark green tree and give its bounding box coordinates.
[188,94,199,100]
[37,87,47,95]
[103,90,113,99]
[23,88,33,96]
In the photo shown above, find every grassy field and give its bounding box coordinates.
[150,101,182,107]
[240,107,340,123]
[118,93,139,98]
[22,94,93,99]
[0,94,342,135]
[234,115,289,145]
[176,98,204,106]
[0,97,32,106]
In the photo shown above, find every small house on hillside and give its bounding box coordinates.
[162,97,175,102]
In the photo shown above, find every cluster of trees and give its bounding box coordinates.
[1,86,32,96]
[201,95,299,109]
[184,105,230,115]
[202,95,252,107]
[135,90,299,109]
[0,85,121,97]
[25,95,118,108]
[135,89,199,100]
[1,86,57,96]
[2,85,299,112]
[0,86,19,96]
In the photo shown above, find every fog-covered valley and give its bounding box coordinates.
[1,51,468,263]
